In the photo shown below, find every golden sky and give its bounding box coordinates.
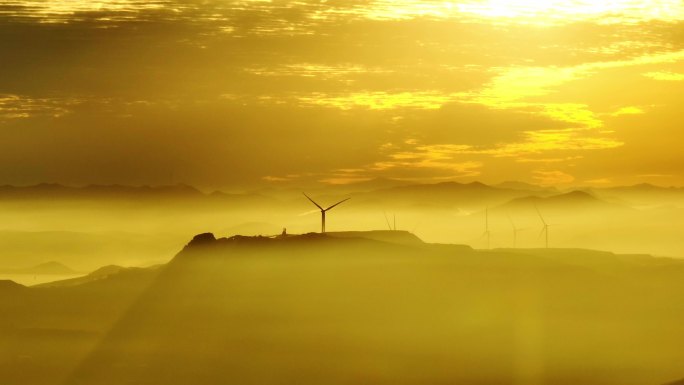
[1,0,683,188]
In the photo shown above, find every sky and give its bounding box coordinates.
[1,0,683,190]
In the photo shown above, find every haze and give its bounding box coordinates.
[2,2,684,385]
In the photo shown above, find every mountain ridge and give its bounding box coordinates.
[0,261,78,275]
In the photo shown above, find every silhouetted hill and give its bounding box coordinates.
[0,261,78,275]
[495,190,625,213]
[35,264,161,288]
[50,234,684,385]
[178,231,437,253]
[0,279,25,292]
[603,183,682,192]
[176,231,427,256]
[512,190,599,204]
[3,234,684,385]
[664,378,684,385]
[494,181,558,193]
[327,230,425,246]
[591,183,684,208]
[87,265,129,277]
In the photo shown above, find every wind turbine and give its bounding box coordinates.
[535,206,550,249]
[507,214,526,248]
[483,207,491,249]
[383,211,397,231]
[383,211,392,230]
[303,193,350,233]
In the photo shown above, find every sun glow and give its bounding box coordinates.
[310,0,684,25]
[453,0,684,24]
[6,0,684,29]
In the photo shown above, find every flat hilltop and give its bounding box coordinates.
[1,232,684,385]
[181,230,427,250]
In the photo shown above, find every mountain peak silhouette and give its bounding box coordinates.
[178,230,426,257]
[0,280,25,291]
[0,261,78,275]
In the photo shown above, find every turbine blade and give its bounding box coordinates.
[325,197,350,211]
[507,213,517,230]
[535,205,548,225]
[383,211,392,230]
[538,227,545,239]
[303,192,323,210]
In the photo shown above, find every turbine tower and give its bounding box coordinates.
[383,211,397,231]
[483,207,491,249]
[507,214,525,248]
[383,211,392,230]
[535,206,550,249]
[303,193,350,233]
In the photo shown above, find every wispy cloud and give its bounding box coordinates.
[298,91,454,110]
[371,146,483,175]
[6,0,683,31]
[456,49,684,128]
[452,0,684,25]
[533,170,575,186]
[0,94,78,120]
[643,71,684,81]
[309,128,620,184]
[0,0,169,24]
[492,129,623,156]
[610,106,645,116]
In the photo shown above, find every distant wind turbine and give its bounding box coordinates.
[303,193,350,233]
[535,206,550,249]
[507,214,527,248]
[483,207,491,249]
[383,211,392,230]
[383,211,397,231]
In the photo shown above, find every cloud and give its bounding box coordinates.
[307,144,484,184]
[643,71,684,81]
[533,170,575,186]
[0,0,169,24]
[395,129,623,159]
[1,1,683,188]
[452,0,684,25]
[497,129,623,155]
[0,94,78,120]
[244,63,391,80]
[516,156,584,163]
[457,49,684,127]
[309,128,620,184]
[584,178,613,185]
[610,106,645,116]
[297,91,455,110]
[373,145,482,174]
